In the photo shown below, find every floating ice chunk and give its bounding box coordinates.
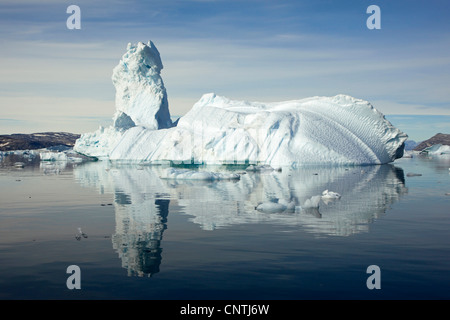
[160,168,240,181]
[321,190,341,204]
[402,151,413,158]
[406,172,422,177]
[255,202,287,213]
[14,162,25,168]
[246,165,273,172]
[301,195,322,209]
[246,165,282,172]
[321,190,341,200]
[278,199,296,212]
[39,150,90,163]
[76,227,88,240]
[40,152,68,161]
[420,144,450,155]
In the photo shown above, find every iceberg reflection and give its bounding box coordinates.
[112,197,169,277]
[73,162,407,275]
[74,163,170,277]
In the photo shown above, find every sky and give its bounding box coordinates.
[0,0,449,141]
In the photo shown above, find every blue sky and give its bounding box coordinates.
[0,0,449,141]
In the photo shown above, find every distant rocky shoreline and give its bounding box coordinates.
[0,132,80,152]
[413,133,450,151]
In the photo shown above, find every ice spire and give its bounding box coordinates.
[112,40,173,130]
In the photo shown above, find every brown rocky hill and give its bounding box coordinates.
[413,133,450,151]
[0,132,80,151]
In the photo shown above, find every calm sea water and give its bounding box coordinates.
[0,153,449,300]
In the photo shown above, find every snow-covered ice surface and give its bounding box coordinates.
[75,41,407,166]
[85,93,407,166]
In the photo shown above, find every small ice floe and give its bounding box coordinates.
[255,199,295,213]
[245,165,282,172]
[321,190,341,200]
[160,168,240,181]
[75,227,88,240]
[406,172,422,177]
[301,195,322,209]
[39,150,93,163]
[321,190,341,204]
[14,162,25,168]
[420,144,450,156]
[402,151,413,158]
[40,152,68,161]
[298,195,322,218]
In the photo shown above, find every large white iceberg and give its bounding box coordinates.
[74,41,173,158]
[74,41,407,166]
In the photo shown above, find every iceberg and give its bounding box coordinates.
[321,190,341,200]
[75,41,408,166]
[301,195,322,209]
[111,41,172,130]
[420,144,450,156]
[74,41,173,158]
[246,164,282,172]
